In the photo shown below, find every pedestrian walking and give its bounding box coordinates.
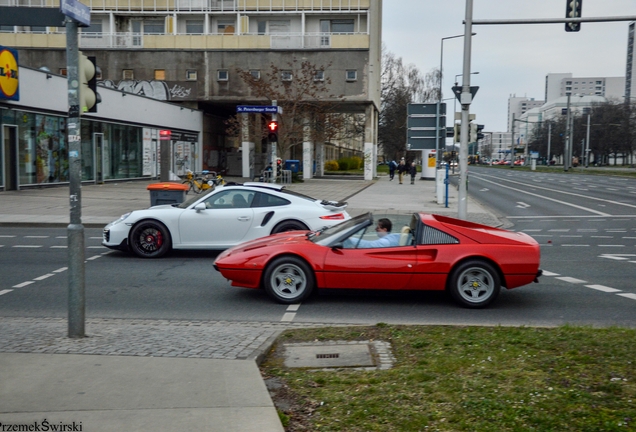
[409,161,417,184]
[388,160,397,181]
[397,158,407,184]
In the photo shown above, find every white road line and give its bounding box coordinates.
[591,236,613,238]
[0,289,13,296]
[13,245,42,248]
[549,229,571,232]
[33,273,55,281]
[522,229,543,232]
[281,312,296,322]
[562,244,590,247]
[86,255,101,261]
[577,229,597,232]
[586,285,622,293]
[561,235,583,238]
[286,304,301,312]
[13,281,34,288]
[556,276,587,284]
[598,245,625,247]
[87,246,106,249]
[617,293,636,301]
[0,235,16,238]
[623,237,636,240]
[53,267,68,273]
[50,246,67,249]
[55,236,67,239]
[541,270,560,276]
[89,236,102,240]
[24,236,48,238]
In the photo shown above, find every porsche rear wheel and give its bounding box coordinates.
[263,256,315,304]
[271,220,309,234]
[129,220,172,258]
[448,260,500,308]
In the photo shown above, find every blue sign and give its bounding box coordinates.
[60,0,90,27]
[237,105,280,114]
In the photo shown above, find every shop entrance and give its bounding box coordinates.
[2,125,18,190]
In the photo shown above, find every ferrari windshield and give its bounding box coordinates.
[309,213,373,245]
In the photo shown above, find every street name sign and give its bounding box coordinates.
[237,105,283,114]
[60,0,90,27]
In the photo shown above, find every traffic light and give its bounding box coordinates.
[565,0,582,32]
[469,122,478,142]
[267,120,278,142]
[453,123,460,143]
[276,158,282,177]
[79,52,99,113]
[477,124,485,141]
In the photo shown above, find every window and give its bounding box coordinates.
[217,70,228,81]
[154,69,166,80]
[186,20,204,34]
[346,70,357,81]
[281,70,293,81]
[217,20,235,34]
[250,70,261,80]
[59,68,67,76]
[252,192,290,208]
[123,69,134,80]
[331,19,354,33]
[0,26,14,32]
[186,70,198,81]
[84,20,102,35]
[257,21,267,35]
[566,81,572,85]
[314,70,325,81]
[143,19,164,34]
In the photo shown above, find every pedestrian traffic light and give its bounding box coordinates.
[453,123,461,143]
[79,52,100,113]
[469,122,478,143]
[477,124,485,141]
[276,158,282,177]
[267,120,278,142]
[565,0,582,32]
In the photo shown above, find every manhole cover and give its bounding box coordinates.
[284,343,376,368]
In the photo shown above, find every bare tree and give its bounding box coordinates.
[226,58,346,160]
[379,45,438,161]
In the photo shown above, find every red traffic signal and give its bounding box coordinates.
[268,121,278,132]
[267,121,278,142]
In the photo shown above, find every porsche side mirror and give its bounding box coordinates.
[194,203,206,212]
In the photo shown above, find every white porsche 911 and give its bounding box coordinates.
[102,182,350,258]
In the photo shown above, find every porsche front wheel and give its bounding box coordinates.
[263,257,315,304]
[448,260,500,308]
[129,220,172,258]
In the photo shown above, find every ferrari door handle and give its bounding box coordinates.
[237,216,251,221]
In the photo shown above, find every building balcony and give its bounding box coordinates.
[0,30,369,49]
[0,0,370,12]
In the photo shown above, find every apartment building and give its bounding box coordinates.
[1,0,382,179]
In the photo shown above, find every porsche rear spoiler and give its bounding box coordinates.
[320,200,348,211]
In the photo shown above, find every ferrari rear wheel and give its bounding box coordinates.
[263,256,315,304]
[448,260,500,308]
[129,220,172,258]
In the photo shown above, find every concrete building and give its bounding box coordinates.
[507,95,544,132]
[0,0,382,180]
[545,73,625,102]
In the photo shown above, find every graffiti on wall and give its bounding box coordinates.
[99,80,196,101]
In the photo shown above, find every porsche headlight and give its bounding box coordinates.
[107,212,132,228]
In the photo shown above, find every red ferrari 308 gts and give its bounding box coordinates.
[213,212,542,308]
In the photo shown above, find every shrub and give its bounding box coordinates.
[337,156,363,171]
[338,159,349,170]
[324,160,339,171]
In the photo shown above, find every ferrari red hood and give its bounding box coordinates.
[220,231,309,256]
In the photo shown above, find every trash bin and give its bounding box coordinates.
[147,182,189,206]
[285,160,299,173]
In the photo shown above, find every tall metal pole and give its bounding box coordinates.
[510,113,515,168]
[547,122,552,165]
[458,0,474,220]
[564,94,571,171]
[66,19,85,338]
[585,113,591,168]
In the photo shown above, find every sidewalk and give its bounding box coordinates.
[0,174,498,432]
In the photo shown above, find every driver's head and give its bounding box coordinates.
[375,218,392,237]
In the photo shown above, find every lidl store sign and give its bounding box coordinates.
[0,46,19,101]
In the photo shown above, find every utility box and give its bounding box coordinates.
[147,182,189,206]
[285,160,300,173]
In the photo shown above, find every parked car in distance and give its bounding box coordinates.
[103,182,350,258]
[214,212,542,309]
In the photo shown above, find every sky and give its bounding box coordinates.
[382,0,636,132]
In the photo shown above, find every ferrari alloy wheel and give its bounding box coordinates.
[129,220,172,258]
[271,220,309,234]
[448,260,501,308]
[264,256,315,304]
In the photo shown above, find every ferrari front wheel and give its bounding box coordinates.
[448,260,500,308]
[263,256,315,304]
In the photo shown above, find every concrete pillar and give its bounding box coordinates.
[364,105,377,180]
[315,142,325,177]
[240,113,253,178]
[302,116,313,179]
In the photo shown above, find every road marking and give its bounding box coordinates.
[549,229,570,232]
[12,245,42,248]
[561,235,583,238]
[522,229,543,232]
[591,235,613,238]
[541,270,560,276]
[87,255,102,261]
[13,281,34,288]
[53,267,67,273]
[281,312,296,322]
[623,237,636,240]
[24,235,48,238]
[0,235,16,238]
[586,284,621,293]
[617,293,636,301]
[556,276,587,284]
[87,246,106,249]
[0,289,13,296]
[577,229,597,232]
[33,273,55,281]
[562,244,590,247]
[516,202,530,208]
[50,246,67,249]
[287,304,301,311]
[598,245,625,247]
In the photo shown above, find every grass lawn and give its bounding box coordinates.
[261,324,636,431]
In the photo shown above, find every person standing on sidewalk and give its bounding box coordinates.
[389,160,397,181]
[409,161,417,184]
[397,158,408,184]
